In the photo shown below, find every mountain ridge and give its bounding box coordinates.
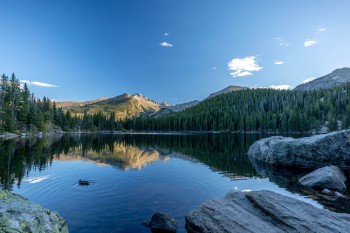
[294,67,350,90]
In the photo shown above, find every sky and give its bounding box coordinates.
[1,0,350,104]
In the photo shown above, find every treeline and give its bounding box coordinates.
[0,73,119,133]
[123,84,350,133]
[0,73,63,133]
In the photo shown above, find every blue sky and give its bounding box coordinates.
[1,0,350,104]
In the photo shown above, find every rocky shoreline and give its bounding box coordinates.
[185,190,350,233]
[247,129,350,171]
[0,190,68,233]
[183,130,350,232]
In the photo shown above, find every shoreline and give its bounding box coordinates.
[0,129,320,139]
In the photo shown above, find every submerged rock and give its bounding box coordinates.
[299,165,347,192]
[0,190,68,233]
[247,129,350,170]
[143,212,177,232]
[185,190,350,233]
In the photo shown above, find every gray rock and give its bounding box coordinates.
[185,190,350,233]
[247,129,350,170]
[299,166,347,192]
[0,190,68,233]
[145,212,177,232]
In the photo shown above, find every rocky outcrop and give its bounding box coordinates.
[0,190,68,233]
[185,190,350,233]
[143,212,177,232]
[299,166,347,192]
[294,67,350,90]
[247,129,350,170]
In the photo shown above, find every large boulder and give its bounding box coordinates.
[0,190,68,233]
[299,165,347,192]
[185,190,350,233]
[143,212,177,232]
[247,129,350,170]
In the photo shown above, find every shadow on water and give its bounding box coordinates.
[1,133,350,213]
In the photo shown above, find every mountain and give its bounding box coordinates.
[162,100,200,112]
[56,85,246,120]
[147,100,201,118]
[207,85,249,99]
[56,97,108,108]
[56,93,169,120]
[294,67,350,90]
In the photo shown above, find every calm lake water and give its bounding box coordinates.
[0,133,348,233]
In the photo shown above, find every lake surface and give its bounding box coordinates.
[0,133,348,232]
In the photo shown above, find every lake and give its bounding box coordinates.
[0,133,348,233]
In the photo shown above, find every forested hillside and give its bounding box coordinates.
[3,72,350,134]
[0,73,119,133]
[123,84,350,133]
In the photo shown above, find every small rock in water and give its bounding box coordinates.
[79,179,90,185]
[143,212,177,232]
[299,165,347,192]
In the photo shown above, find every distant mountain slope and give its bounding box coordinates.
[56,97,108,108]
[207,85,248,99]
[57,93,167,120]
[56,85,247,120]
[294,67,350,90]
[147,100,201,118]
[163,100,200,112]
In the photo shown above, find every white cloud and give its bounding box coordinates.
[274,60,284,65]
[164,33,169,36]
[269,85,292,90]
[304,40,317,47]
[228,56,262,78]
[212,67,217,70]
[160,42,173,47]
[302,77,316,84]
[318,28,327,32]
[20,80,59,88]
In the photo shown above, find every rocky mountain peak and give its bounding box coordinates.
[294,67,350,91]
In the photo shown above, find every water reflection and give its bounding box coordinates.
[250,158,350,213]
[0,133,259,191]
[2,133,348,215]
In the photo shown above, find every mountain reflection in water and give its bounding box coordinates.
[0,133,259,191]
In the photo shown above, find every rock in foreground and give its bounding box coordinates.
[185,190,350,233]
[144,212,177,232]
[247,129,350,170]
[0,190,68,233]
[299,165,347,192]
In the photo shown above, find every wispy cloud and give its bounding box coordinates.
[302,77,316,84]
[274,60,284,65]
[20,80,59,88]
[318,28,327,32]
[228,56,262,77]
[164,32,169,36]
[269,85,292,90]
[275,37,290,47]
[160,42,173,47]
[304,40,317,47]
[212,67,217,70]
